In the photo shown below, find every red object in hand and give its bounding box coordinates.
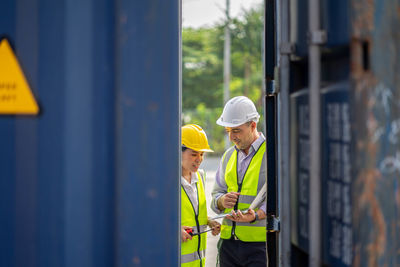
[185,228,213,236]
[185,228,194,236]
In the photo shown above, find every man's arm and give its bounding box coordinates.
[211,160,228,214]
[211,147,241,213]
[258,202,266,216]
[211,161,241,213]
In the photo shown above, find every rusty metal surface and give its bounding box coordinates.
[351,0,400,266]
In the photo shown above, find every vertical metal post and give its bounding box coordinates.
[278,0,291,264]
[308,0,323,265]
[265,0,276,96]
[223,0,230,104]
[178,0,182,262]
[223,0,231,149]
[265,0,278,266]
[265,95,278,267]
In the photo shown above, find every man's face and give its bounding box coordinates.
[225,122,255,150]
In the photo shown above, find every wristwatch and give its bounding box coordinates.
[250,211,259,223]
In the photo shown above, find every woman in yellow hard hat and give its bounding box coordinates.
[180,124,221,267]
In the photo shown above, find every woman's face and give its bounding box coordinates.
[182,148,204,173]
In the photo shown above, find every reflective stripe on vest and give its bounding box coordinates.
[181,171,208,266]
[181,249,206,264]
[220,142,266,242]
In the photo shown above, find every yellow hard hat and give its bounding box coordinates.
[182,124,213,152]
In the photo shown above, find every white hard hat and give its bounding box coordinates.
[216,96,260,127]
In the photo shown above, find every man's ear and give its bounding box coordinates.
[251,121,257,131]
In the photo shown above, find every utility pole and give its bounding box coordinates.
[223,0,231,149]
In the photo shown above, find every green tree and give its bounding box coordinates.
[182,27,224,109]
[230,5,264,108]
[182,4,264,154]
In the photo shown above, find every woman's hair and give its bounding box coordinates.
[182,146,188,152]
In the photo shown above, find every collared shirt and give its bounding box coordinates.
[211,133,266,214]
[181,172,199,214]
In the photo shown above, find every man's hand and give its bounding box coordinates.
[226,208,256,223]
[207,219,221,236]
[217,192,240,210]
[181,226,193,242]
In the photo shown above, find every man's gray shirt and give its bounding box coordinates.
[211,133,267,214]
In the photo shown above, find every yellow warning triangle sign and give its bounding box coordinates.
[0,39,39,115]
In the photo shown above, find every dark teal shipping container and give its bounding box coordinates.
[0,1,180,266]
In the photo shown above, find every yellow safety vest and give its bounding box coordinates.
[220,142,266,242]
[181,171,208,267]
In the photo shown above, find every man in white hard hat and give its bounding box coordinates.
[211,96,267,266]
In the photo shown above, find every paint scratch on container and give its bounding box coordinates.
[355,169,386,265]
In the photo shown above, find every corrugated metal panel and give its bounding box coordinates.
[322,0,350,47]
[290,0,309,57]
[290,83,352,267]
[351,0,400,266]
[320,83,352,267]
[114,1,180,266]
[290,0,350,58]
[290,89,310,253]
[0,1,180,266]
[0,1,17,266]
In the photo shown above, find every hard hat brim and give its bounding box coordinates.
[184,145,214,153]
[199,148,214,152]
[216,118,247,128]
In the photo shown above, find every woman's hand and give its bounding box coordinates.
[207,219,221,236]
[181,226,193,242]
[226,208,256,223]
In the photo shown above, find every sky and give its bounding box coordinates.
[182,0,262,28]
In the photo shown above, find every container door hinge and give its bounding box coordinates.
[266,67,280,96]
[266,215,280,233]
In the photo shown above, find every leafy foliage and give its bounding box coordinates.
[182,4,264,154]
